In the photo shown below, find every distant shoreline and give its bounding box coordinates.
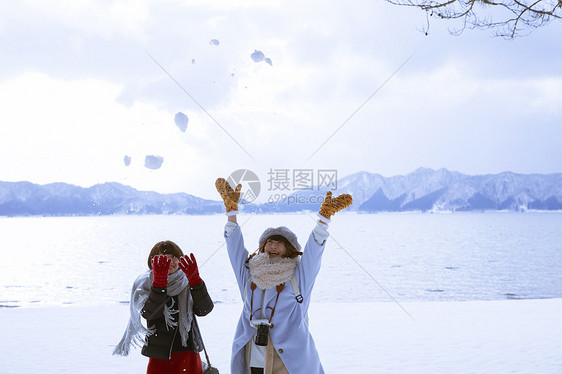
[1,209,562,219]
[3,168,562,215]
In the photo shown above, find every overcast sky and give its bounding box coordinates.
[1,0,561,200]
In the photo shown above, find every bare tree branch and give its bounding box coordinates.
[386,0,561,38]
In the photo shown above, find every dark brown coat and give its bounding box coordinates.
[141,281,213,360]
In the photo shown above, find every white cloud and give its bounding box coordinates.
[0,0,561,199]
[529,78,562,114]
[0,72,212,194]
[14,0,150,40]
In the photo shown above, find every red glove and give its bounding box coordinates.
[178,253,202,286]
[151,255,171,288]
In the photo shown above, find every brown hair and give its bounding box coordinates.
[246,234,303,263]
[147,240,184,269]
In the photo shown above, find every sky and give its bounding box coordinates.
[1,0,561,201]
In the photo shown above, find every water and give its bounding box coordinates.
[1,212,561,308]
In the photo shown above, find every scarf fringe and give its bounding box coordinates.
[163,298,179,331]
[113,269,192,356]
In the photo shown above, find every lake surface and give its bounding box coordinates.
[1,212,561,308]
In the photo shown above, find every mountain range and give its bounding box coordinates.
[1,168,561,216]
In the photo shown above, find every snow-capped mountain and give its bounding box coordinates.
[0,181,223,216]
[341,168,562,212]
[253,168,562,213]
[1,168,561,216]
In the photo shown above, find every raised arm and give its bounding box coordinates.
[216,177,249,294]
[141,255,171,320]
[178,253,214,316]
[297,191,353,304]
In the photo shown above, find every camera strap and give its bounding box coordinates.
[249,282,285,325]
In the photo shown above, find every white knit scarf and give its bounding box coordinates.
[248,252,299,289]
[113,269,193,356]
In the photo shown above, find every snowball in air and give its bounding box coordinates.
[144,155,164,170]
[174,112,189,132]
[251,50,265,62]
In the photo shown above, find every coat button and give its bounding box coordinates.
[278,349,283,354]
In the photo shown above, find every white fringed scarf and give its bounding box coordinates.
[248,253,298,289]
[113,269,193,356]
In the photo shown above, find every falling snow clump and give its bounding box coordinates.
[174,112,189,132]
[123,155,131,166]
[209,39,220,46]
[144,155,164,170]
[251,50,272,66]
[251,50,265,62]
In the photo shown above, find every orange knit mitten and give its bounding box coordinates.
[215,178,242,214]
[318,191,353,222]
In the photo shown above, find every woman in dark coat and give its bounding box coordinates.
[114,240,214,374]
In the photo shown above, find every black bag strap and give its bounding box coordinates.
[193,316,213,369]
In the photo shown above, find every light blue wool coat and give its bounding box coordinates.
[224,222,328,374]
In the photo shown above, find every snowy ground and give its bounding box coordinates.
[2,298,561,373]
[2,213,561,373]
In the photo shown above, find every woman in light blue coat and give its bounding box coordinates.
[216,178,352,374]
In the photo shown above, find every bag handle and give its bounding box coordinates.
[193,316,213,369]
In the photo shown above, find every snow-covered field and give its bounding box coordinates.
[2,299,561,373]
[1,212,562,373]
